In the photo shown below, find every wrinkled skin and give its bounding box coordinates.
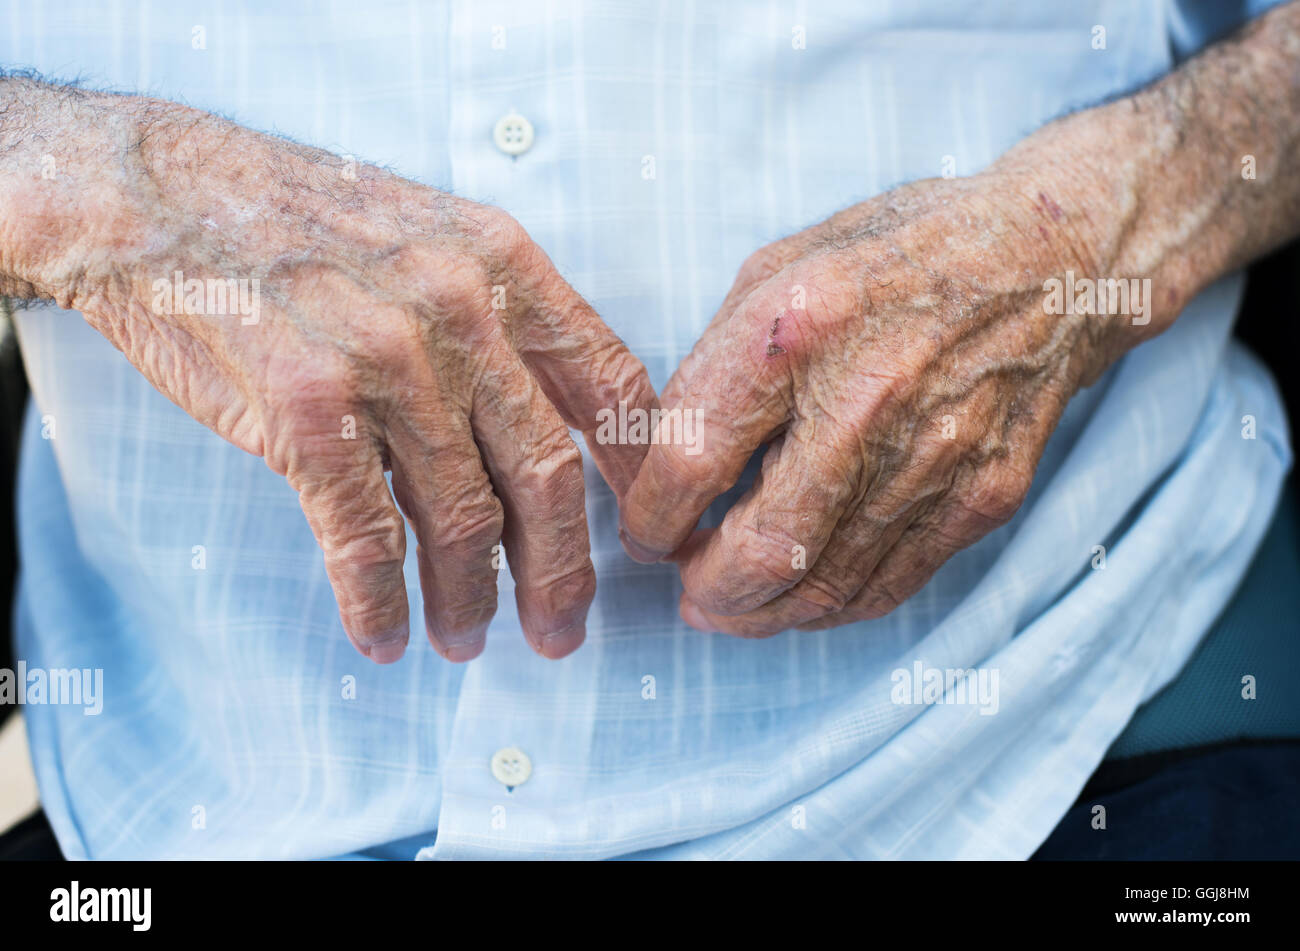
[617,1,1300,637]
[4,93,656,663]
[619,172,1132,636]
[6,0,1300,656]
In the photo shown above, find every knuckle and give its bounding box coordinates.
[488,211,533,260]
[770,256,855,327]
[525,561,597,621]
[590,341,655,409]
[962,462,1032,526]
[790,571,856,615]
[517,429,585,489]
[734,247,784,289]
[442,255,495,311]
[397,244,494,316]
[357,308,430,375]
[437,494,505,551]
[384,243,444,291]
[322,510,407,571]
[697,522,803,612]
[468,203,541,272]
[651,438,723,493]
[732,524,803,584]
[734,279,787,323]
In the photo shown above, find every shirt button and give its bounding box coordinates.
[490,746,532,789]
[492,112,534,157]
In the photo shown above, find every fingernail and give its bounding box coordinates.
[619,523,663,563]
[434,625,489,663]
[439,639,485,663]
[538,623,585,659]
[368,636,407,664]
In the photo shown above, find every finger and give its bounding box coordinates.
[793,510,974,630]
[619,288,799,562]
[506,238,659,500]
[387,399,505,663]
[796,464,1027,630]
[294,441,411,664]
[677,427,966,633]
[661,239,806,408]
[677,422,866,616]
[471,348,596,659]
[680,494,928,637]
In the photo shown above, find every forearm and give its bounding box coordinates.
[0,73,459,324]
[993,0,1300,342]
[0,76,148,304]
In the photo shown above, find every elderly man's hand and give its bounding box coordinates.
[0,81,656,662]
[619,0,1300,638]
[618,169,1134,636]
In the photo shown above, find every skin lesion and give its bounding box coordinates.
[1036,191,1064,222]
[765,314,786,356]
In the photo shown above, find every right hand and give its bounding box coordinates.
[0,86,657,663]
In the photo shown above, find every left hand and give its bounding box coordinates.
[618,170,1138,635]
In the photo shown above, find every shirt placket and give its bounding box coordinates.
[421,0,598,861]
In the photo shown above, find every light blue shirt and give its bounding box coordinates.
[7,0,1291,859]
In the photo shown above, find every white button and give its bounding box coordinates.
[492,112,534,156]
[490,746,532,788]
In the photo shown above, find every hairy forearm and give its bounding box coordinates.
[0,75,366,312]
[992,0,1300,344]
[0,77,150,303]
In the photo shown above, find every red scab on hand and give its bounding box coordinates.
[766,314,786,357]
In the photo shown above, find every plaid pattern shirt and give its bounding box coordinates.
[7,0,1291,858]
